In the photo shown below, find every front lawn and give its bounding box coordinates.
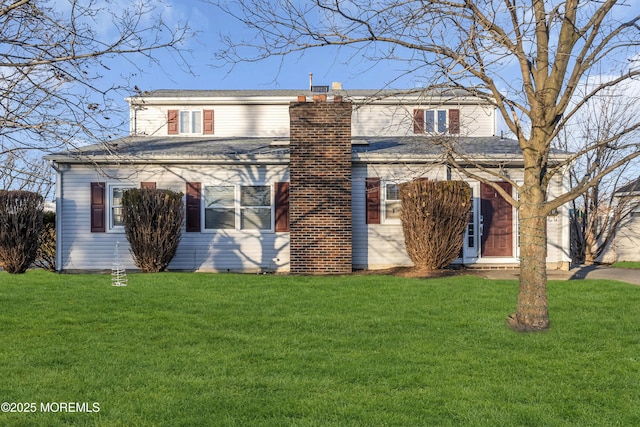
[1,271,639,426]
[611,261,640,269]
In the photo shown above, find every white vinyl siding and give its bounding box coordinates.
[132,100,495,138]
[57,164,289,272]
[352,165,420,269]
[351,103,495,137]
[58,162,570,272]
[133,104,291,137]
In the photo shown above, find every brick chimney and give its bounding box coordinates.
[288,96,352,274]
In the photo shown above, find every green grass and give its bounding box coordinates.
[1,271,639,426]
[611,261,640,269]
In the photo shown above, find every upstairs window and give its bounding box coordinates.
[425,110,447,133]
[413,109,460,134]
[180,111,202,134]
[168,110,214,135]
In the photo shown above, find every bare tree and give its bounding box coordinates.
[558,84,640,265]
[0,0,192,196]
[0,151,53,198]
[214,0,640,331]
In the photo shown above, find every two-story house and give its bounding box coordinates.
[46,87,572,273]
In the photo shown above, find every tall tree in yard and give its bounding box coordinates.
[215,0,640,331]
[0,0,192,194]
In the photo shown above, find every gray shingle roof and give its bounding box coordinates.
[137,88,474,99]
[616,177,640,194]
[47,135,569,164]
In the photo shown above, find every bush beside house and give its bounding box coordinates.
[122,188,184,272]
[400,180,472,270]
[0,190,44,274]
[34,211,56,271]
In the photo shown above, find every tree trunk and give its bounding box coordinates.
[508,189,550,331]
[583,216,598,265]
[583,188,599,265]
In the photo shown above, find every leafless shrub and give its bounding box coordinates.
[122,188,184,273]
[400,180,471,270]
[0,190,44,274]
[34,211,56,271]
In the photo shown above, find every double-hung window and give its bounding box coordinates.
[240,186,272,229]
[180,111,202,134]
[108,185,135,231]
[204,186,236,229]
[384,183,401,223]
[203,185,272,230]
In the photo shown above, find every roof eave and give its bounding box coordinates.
[46,154,290,165]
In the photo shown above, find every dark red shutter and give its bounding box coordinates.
[141,182,156,189]
[413,109,425,134]
[203,110,214,135]
[366,178,381,224]
[185,182,201,232]
[449,109,460,134]
[90,182,106,232]
[168,110,179,135]
[274,182,290,232]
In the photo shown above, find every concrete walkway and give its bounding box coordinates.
[475,265,640,286]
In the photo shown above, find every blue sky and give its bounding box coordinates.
[118,0,640,95]
[117,0,421,92]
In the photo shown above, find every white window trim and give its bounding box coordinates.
[107,183,135,233]
[462,182,479,260]
[423,109,450,134]
[202,184,274,232]
[240,185,274,231]
[179,110,203,135]
[203,185,237,231]
[382,181,402,224]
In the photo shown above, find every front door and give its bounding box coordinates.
[480,182,513,257]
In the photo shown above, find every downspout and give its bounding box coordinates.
[50,161,63,272]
